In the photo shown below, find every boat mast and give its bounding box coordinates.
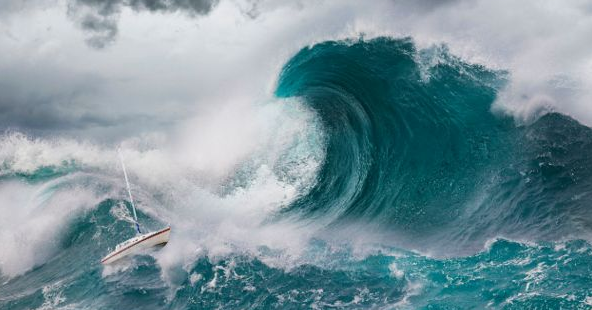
[118,150,141,234]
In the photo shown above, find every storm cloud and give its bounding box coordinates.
[0,63,179,139]
[70,0,219,48]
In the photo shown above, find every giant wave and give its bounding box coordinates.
[1,37,592,309]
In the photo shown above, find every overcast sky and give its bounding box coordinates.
[1,0,592,142]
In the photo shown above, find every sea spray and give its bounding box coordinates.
[2,38,592,309]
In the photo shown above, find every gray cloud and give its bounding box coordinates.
[78,12,118,48]
[0,0,34,15]
[0,61,188,141]
[0,67,108,132]
[70,0,219,48]
[73,0,218,16]
[392,0,461,14]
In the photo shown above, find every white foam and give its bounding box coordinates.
[189,272,203,285]
[0,178,102,277]
[0,97,326,279]
[389,262,405,280]
[37,282,67,310]
[0,132,111,175]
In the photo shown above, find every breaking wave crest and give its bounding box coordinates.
[2,38,592,309]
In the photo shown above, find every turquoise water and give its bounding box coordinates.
[1,37,592,309]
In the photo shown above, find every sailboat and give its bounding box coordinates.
[101,151,171,265]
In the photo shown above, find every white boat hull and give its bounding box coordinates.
[101,227,171,264]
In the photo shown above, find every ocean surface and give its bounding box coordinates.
[1,37,592,309]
